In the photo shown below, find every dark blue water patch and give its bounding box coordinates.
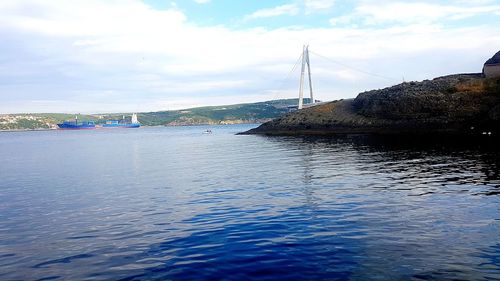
[33,254,94,268]
[109,215,363,280]
[0,253,16,258]
[66,235,98,240]
[35,276,60,281]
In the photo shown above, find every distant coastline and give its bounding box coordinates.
[0,121,265,133]
[0,128,55,133]
[0,99,301,131]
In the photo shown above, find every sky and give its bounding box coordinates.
[0,0,499,113]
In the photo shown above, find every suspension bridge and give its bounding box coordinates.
[280,45,400,110]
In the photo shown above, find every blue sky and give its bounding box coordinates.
[142,0,355,28]
[0,0,499,113]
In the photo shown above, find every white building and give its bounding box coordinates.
[483,51,500,78]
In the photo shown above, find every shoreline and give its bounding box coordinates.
[0,128,56,133]
[0,123,262,133]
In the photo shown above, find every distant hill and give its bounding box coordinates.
[0,99,307,130]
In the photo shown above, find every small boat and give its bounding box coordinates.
[102,113,141,128]
[203,129,212,134]
[57,116,96,130]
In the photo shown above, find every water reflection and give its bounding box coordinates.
[262,134,500,196]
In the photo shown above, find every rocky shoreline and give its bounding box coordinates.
[241,73,500,136]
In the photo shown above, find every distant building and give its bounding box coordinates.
[483,50,500,78]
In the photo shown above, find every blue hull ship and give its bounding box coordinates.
[102,122,140,128]
[57,120,96,130]
[102,113,140,128]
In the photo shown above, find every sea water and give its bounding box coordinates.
[0,125,499,280]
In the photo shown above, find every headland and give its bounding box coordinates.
[242,73,500,136]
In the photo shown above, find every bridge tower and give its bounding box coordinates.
[298,45,314,109]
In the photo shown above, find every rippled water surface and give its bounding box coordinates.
[0,124,499,280]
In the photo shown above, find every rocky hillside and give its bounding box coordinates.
[243,74,500,136]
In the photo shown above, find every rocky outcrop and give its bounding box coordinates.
[242,73,500,136]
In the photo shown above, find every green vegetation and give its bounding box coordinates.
[0,99,305,130]
[137,99,308,126]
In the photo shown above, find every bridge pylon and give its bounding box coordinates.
[298,45,314,109]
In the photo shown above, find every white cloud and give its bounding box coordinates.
[304,0,335,14]
[244,4,299,20]
[330,2,500,26]
[329,15,354,26]
[193,0,210,4]
[245,0,336,19]
[0,0,187,37]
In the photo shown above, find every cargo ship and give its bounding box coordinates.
[57,116,96,130]
[102,113,140,128]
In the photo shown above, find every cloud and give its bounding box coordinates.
[304,0,335,14]
[330,1,500,26]
[193,0,210,4]
[0,0,187,37]
[244,0,336,19]
[244,4,299,20]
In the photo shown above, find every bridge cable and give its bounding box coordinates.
[272,52,304,100]
[308,50,400,82]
